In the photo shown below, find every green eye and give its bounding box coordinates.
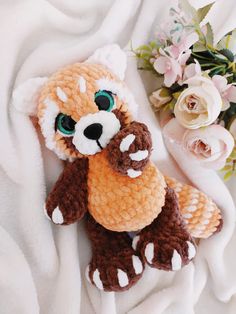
[94,90,114,111]
[55,113,76,136]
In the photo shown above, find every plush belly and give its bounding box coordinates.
[87,152,166,232]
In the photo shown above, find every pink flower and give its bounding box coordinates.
[154,54,182,87]
[165,32,199,60]
[163,119,234,170]
[183,59,201,79]
[178,59,201,85]
[212,75,236,110]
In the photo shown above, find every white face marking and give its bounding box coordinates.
[132,256,143,275]
[129,150,148,161]
[120,134,135,152]
[52,206,64,224]
[43,204,51,221]
[132,235,140,250]
[40,98,67,160]
[145,242,154,264]
[171,249,182,271]
[93,269,103,290]
[117,269,129,287]
[78,76,86,93]
[56,87,68,102]
[127,169,142,178]
[187,241,196,259]
[73,111,120,155]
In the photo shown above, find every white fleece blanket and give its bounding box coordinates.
[1,0,236,313]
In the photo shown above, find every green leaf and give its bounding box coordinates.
[180,0,197,20]
[197,3,214,23]
[193,42,207,52]
[159,88,170,97]
[224,170,233,181]
[140,52,152,58]
[167,99,176,110]
[149,41,158,49]
[205,23,214,46]
[209,66,226,76]
[218,48,234,62]
[221,165,232,171]
[230,147,236,159]
[172,91,182,100]
[136,44,152,52]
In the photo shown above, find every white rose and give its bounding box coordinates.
[182,124,234,170]
[174,76,222,129]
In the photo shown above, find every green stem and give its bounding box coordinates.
[191,52,212,61]
[200,63,221,67]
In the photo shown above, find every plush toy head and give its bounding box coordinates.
[13,45,138,161]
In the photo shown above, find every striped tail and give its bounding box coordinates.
[165,176,222,239]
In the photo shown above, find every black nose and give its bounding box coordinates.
[83,123,103,140]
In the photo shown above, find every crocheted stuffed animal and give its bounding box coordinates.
[13,44,222,292]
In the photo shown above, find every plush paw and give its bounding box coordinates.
[132,186,196,271]
[86,249,144,292]
[44,204,64,224]
[106,121,152,177]
[133,234,196,271]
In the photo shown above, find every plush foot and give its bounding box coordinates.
[133,186,196,271]
[85,216,144,292]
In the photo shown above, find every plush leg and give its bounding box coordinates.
[85,215,144,292]
[133,186,196,271]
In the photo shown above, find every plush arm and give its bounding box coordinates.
[106,121,152,178]
[44,158,89,225]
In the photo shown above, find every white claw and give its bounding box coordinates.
[120,134,135,152]
[171,249,182,271]
[117,269,129,287]
[132,256,143,275]
[51,206,64,224]
[127,169,142,178]
[132,236,140,250]
[93,269,103,290]
[187,241,196,259]
[129,150,148,161]
[145,243,154,264]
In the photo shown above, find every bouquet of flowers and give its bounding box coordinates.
[134,0,236,180]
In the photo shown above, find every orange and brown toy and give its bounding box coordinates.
[13,44,222,292]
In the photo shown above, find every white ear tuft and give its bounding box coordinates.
[13,77,48,115]
[86,44,127,80]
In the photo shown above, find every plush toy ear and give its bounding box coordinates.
[13,77,48,116]
[86,44,127,80]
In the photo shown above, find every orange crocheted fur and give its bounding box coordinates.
[14,45,222,292]
[88,151,166,231]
